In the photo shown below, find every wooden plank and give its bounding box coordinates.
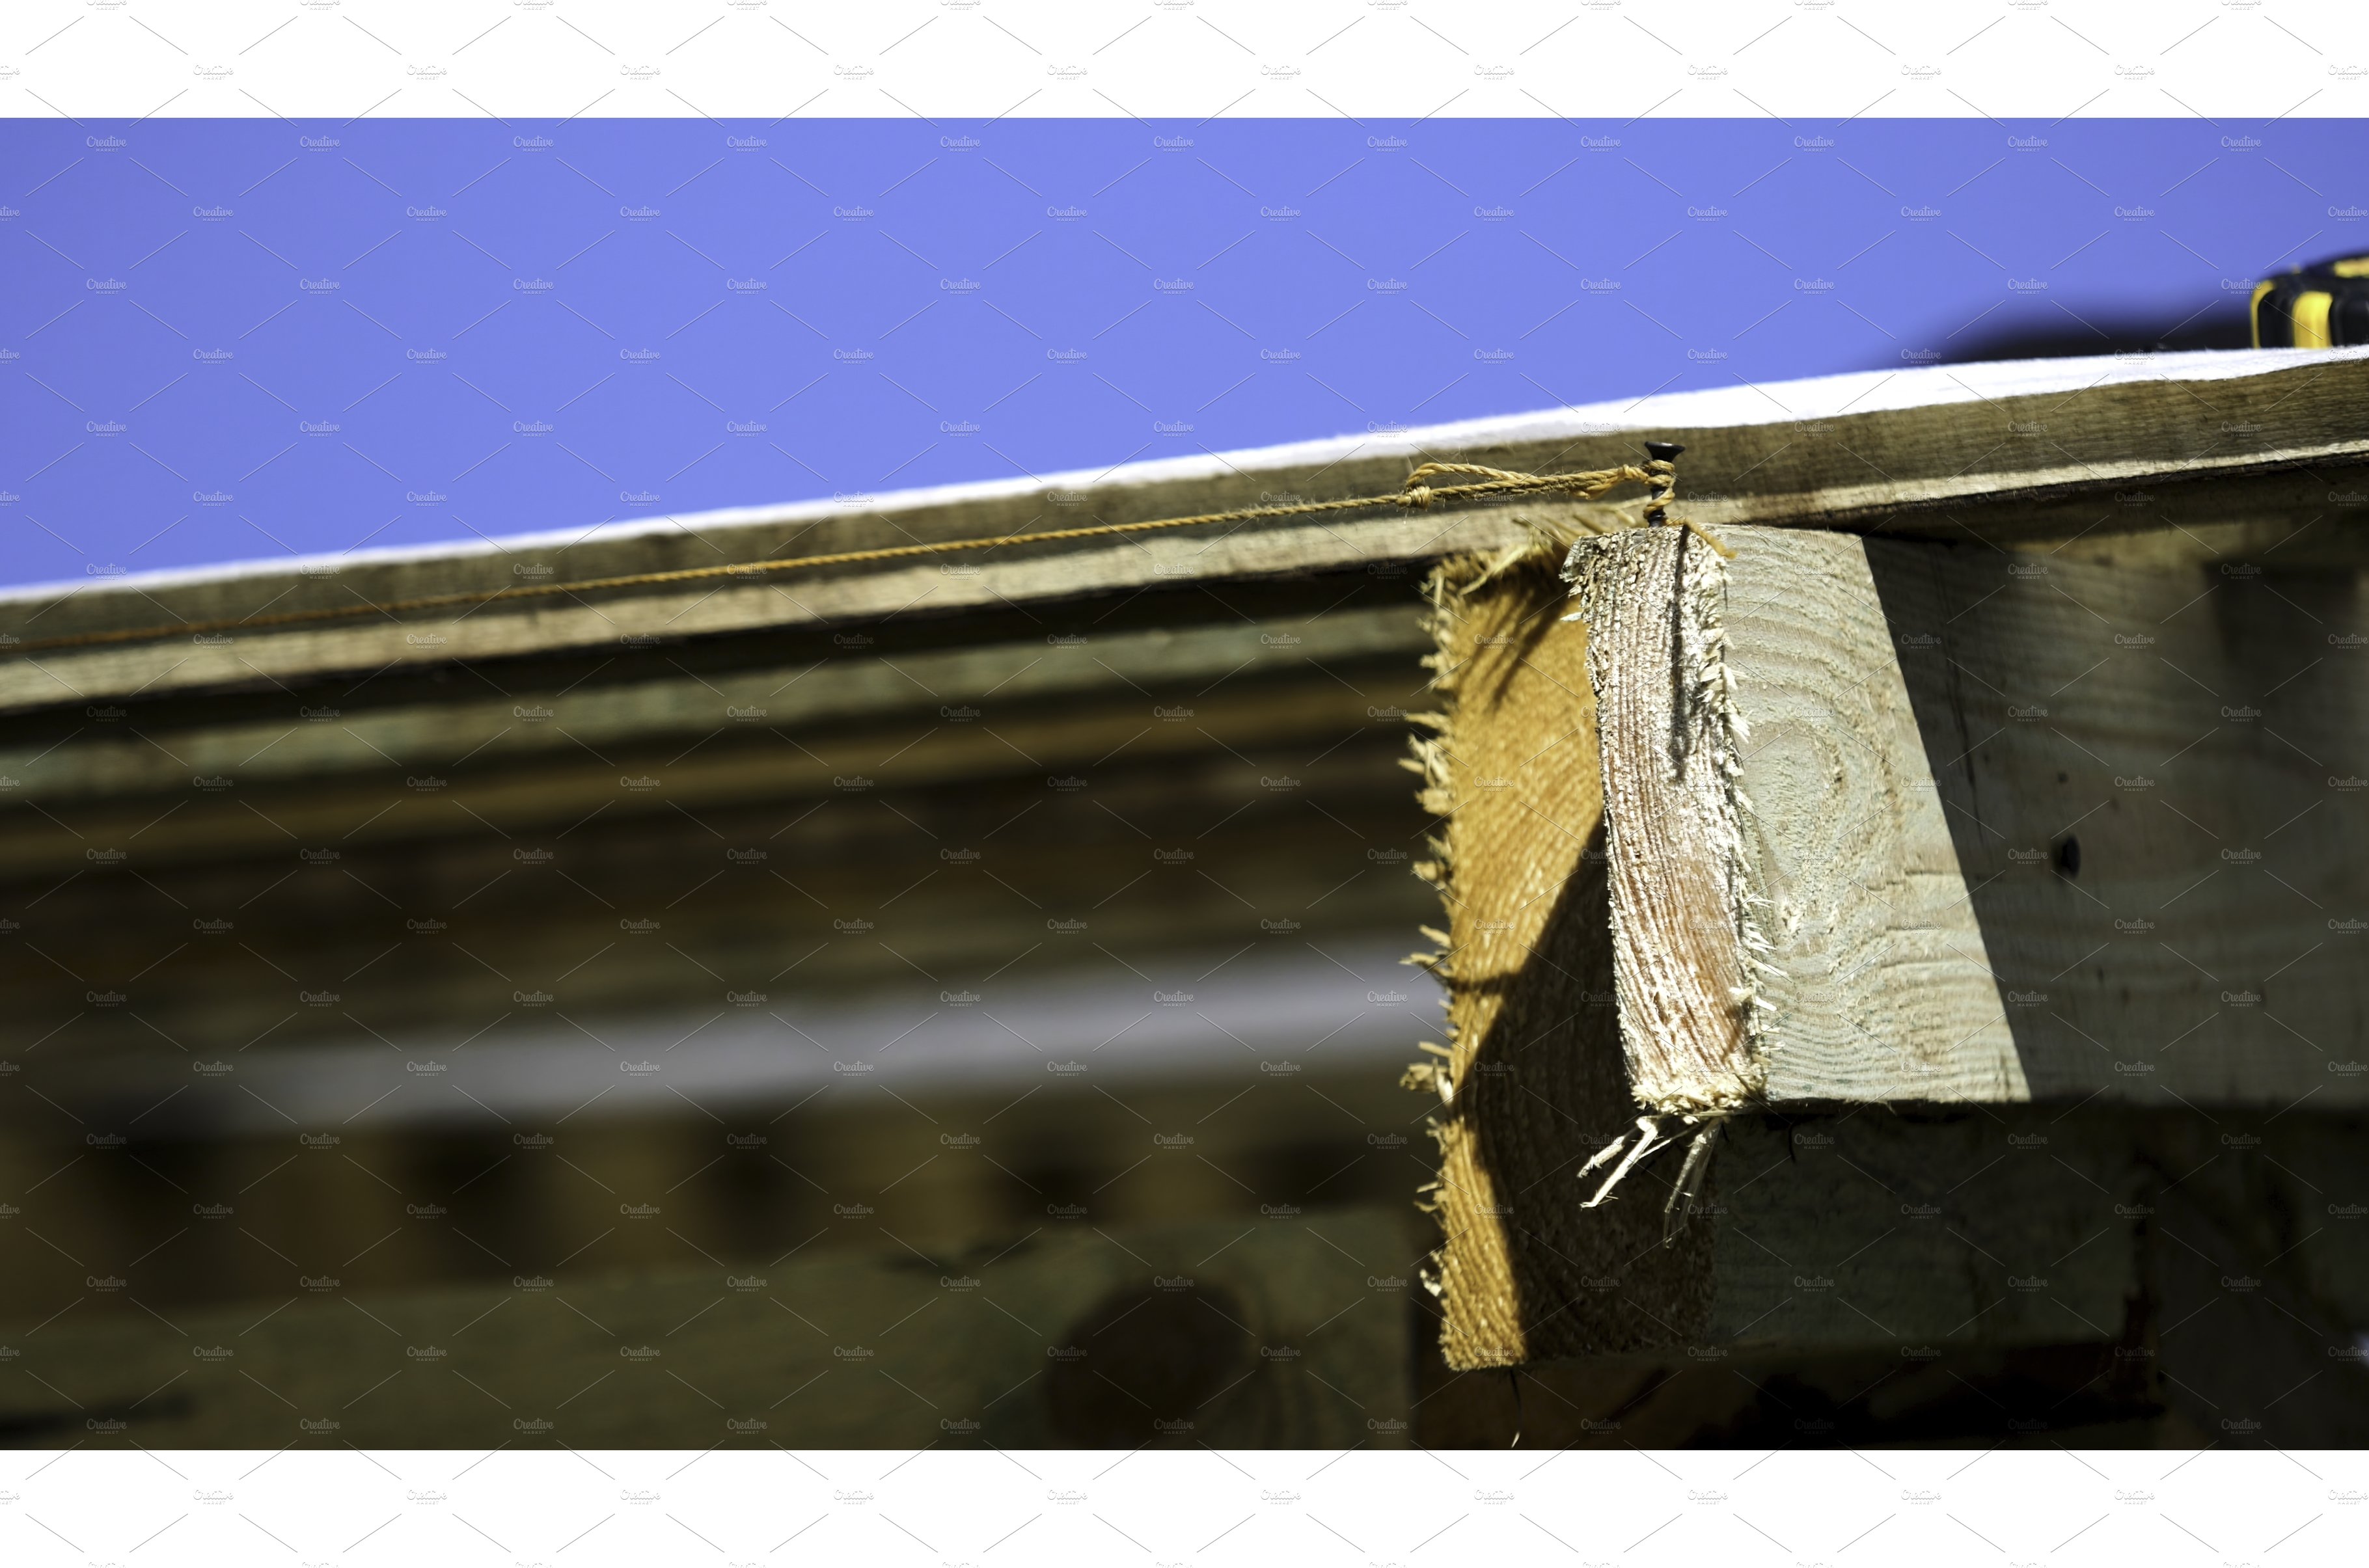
[1441,1091,2369,1378]
[2150,1163,2369,1444]
[0,716,1436,1084]
[0,573,1431,914]
[0,604,1427,812]
[0,681,1397,882]
[1408,548,2130,1370]
[1419,1111,2369,1445]
[10,353,2369,714]
[0,1210,1417,1448]
[1703,1111,2141,1355]
[0,509,1534,716]
[1566,524,2366,1109]
[1412,548,1719,1369]
[1721,531,2030,1103]
[1569,528,1766,1113]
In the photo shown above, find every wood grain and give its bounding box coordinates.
[0,510,1537,717]
[1855,535,2366,1106]
[1569,528,1762,1111]
[0,606,1427,815]
[12,353,2369,716]
[1414,551,1718,1368]
[1721,531,2029,1103]
[1576,524,2367,1107]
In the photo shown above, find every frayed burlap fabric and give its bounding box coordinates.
[1407,537,1716,1369]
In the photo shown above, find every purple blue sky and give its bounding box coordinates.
[3,116,2346,588]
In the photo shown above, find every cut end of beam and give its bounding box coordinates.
[1565,526,1770,1114]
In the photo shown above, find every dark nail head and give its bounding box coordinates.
[1643,441,1685,463]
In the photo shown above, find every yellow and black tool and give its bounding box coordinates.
[2253,254,2369,347]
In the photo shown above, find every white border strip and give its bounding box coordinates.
[0,1446,2359,1566]
[4,1,2369,119]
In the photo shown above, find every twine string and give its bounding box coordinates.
[5,453,1723,658]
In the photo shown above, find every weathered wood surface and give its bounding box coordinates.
[1569,530,1764,1113]
[1425,1108,2369,1445]
[10,352,2369,1396]
[1,606,1426,814]
[1569,524,2366,1109]
[1412,550,1719,1369]
[0,603,1432,884]
[1716,527,2028,1106]
[1555,1105,2369,1381]
[0,1210,1417,1448]
[0,509,1533,718]
[0,627,1442,1099]
[1703,1111,2139,1355]
[1395,554,2319,1374]
[9,352,2369,715]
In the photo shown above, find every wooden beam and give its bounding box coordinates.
[0,510,1531,718]
[1567,524,2366,1109]
[9,353,2369,716]
[1434,1068,2369,1381]
[1399,548,2244,1372]
[1427,523,2369,1370]
[0,729,1440,1111]
[1,606,1425,814]
[0,602,1433,883]
[1412,547,1716,1368]
[1419,1108,2369,1445]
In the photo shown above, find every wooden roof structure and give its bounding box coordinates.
[5,347,2367,1425]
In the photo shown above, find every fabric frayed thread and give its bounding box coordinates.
[1576,1113,1731,1246]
